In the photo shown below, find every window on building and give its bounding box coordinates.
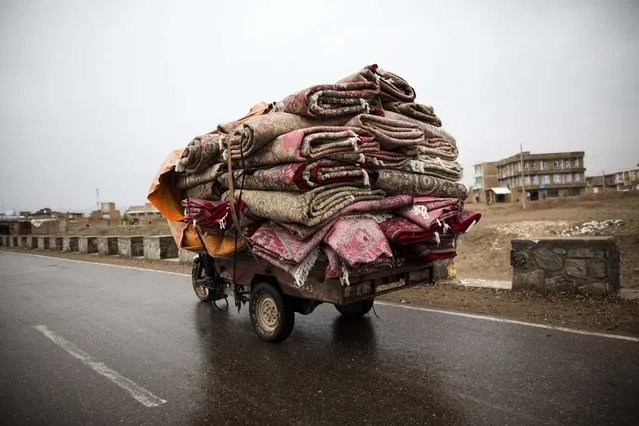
[524,176,531,185]
[574,173,580,182]
[532,161,537,169]
[543,175,550,184]
[565,159,571,168]
[547,189,559,198]
[554,160,560,168]
[573,159,579,167]
[568,188,581,197]
[565,174,572,183]
[475,165,482,175]
[541,161,548,170]
[474,177,483,187]
[524,162,529,170]
[533,175,539,184]
[554,174,562,183]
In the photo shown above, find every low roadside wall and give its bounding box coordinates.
[511,237,620,296]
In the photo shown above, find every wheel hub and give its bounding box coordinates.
[257,296,279,332]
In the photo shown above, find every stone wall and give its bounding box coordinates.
[143,236,178,260]
[98,237,119,255]
[51,237,64,251]
[38,236,50,250]
[118,236,144,257]
[63,237,79,252]
[79,237,98,254]
[27,236,38,249]
[511,237,620,296]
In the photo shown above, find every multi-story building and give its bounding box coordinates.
[496,151,586,201]
[613,167,639,191]
[470,162,499,203]
[585,174,616,194]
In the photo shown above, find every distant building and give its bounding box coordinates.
[585,174,616,194]
[470,162,501,204]
[613,167,639,191]
[125,203,161,224]
[90,202,121,221]
[496,151,586,202]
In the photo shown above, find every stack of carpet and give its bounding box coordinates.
[167,64,480,286]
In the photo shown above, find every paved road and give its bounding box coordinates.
[1,251,637,425]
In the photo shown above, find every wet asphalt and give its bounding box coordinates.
[0,250,637,425]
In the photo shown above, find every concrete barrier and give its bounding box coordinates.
[118,236,144,257]
[79,236,98,254]
[511,237,620,297]
[27,236,38,249]
[63,237,79,252]
[50,236,64,251]
[98,237,119,255]
[38,236,50,250]
[179,249,197,264]
[143,235,178,260]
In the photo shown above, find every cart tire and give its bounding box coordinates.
[191,258,218,302]
[249,282,295,343]
[334,298,374,318]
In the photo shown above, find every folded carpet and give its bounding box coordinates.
[374,170,468,199]
[226,184,385,227]
[383,101,442,127]
[338,64,416,103]
[242,126,377,167]
[272,81,379,118]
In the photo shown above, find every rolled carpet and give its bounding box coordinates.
[379,216,442,246]
[184,181,222,201]
[174,163,226,190]
[226,184,385,227]
[278,194,413,240]
[242,126,377,168]
[219,160,370,192]
[272,81,379,118]
[374,170,468,199]
[397,138,459,161]
[175,132,224,174]
[403,156,463,180]
[383,101,442,127]
[338,64,416,103]
[383,110,456,144]
[398,196,463,230]
[225,113,345,160]
[181,198,256,235]
[345,114,425,149]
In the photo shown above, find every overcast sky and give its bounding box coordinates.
[1,0,637,213]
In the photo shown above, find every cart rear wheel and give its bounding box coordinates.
[191,257,218,302]
[335,298,374,318]
[249,282,295,343]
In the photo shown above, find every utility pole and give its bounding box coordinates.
[520,144,526,209]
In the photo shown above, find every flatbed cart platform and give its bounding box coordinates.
[190,250,437,343]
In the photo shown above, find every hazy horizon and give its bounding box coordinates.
[1,0,638,212]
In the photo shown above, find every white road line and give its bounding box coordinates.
[6,251,638,343]
[374,301,639,343]
[1,251,190,277]
[33,325,167,407]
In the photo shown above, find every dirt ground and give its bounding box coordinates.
[3,191,638,336]
[454,191,639,288]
